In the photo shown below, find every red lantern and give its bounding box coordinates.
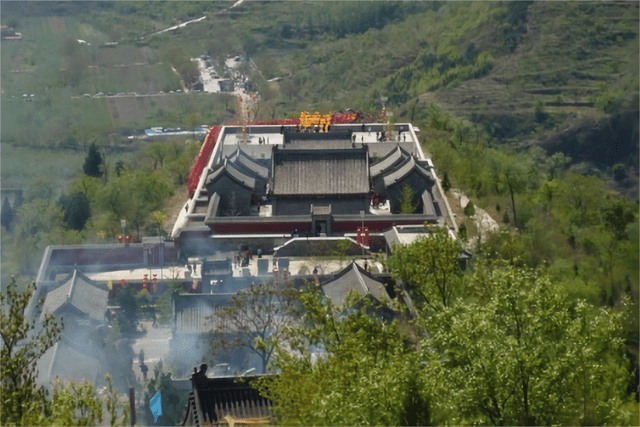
[153,276,158,293]
[364,227,370,247]
[120,279,126,288]
[283,268,288,282]
[356,227,362,245]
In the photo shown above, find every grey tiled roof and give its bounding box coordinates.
[321,262,390,306]
[36,337,101,386]
[173,294,233,334]
[227,148,270,179]
[41,270,108,322]
[382,155,433,188]
[370,145,409,178]
[181,375,273,426]
[272,148,369,196]
[207,160,256,190]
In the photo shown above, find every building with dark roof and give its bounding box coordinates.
[272,146,370,215]
[181,369,273,427]
[321,261,391,306]
[173,121,457,257]
[377,155,439,215]
[40,269,108,326]
[173,293,233,335]
[36,335,103,387]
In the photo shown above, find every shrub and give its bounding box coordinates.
[464,200,475,216]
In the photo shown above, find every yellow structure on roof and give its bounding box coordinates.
[300,111,332,132]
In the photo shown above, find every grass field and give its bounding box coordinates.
[0,143,143,189]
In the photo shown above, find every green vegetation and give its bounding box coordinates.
[0,2,637,424]
[0,278,129,426]
[387,227,462,311]
[258,251,636,425]
[203,283,300,374]
[1,278,62,425]
[399,184,416,214]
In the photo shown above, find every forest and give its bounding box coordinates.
[1,1,638,425]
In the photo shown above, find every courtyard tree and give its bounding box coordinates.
[399,184,416,214]
[142,372,184,426]
[204,282,300,374]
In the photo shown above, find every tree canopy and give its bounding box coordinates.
[258,237,636,426]
[1,278,63,425]
[82,143,103,178]
[204,282,301,374]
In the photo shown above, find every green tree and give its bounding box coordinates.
[464,200,475,216]
[1,278,63,425]
[491,153,528,227]
[612,163,627,181]
[386,226,463,311]
[155,291,173,325]
[142,372,185,426]
[1,197,15,232]
[47,379,103,426]
[399,184,416,214]
[144,142,171,170]
[424,262,633,426]
[116,287,139,332]
[103,374,130,427]
[441,171,451,193]
[256,287,434,426]
[114,160,125,177]
[83,143,104,178]
[601,198,636,241]
[544,152,571,180]
[204,282,300,374]
[534,98,547,122]
[59,192,92,231]
[98,170,173,239]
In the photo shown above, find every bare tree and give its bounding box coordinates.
[203,283,300,373]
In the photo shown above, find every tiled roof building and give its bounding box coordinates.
[321,261,391,306]
[181,367,273,427]
[40,269,108,324]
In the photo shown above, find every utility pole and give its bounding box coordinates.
[360,210,365,258]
